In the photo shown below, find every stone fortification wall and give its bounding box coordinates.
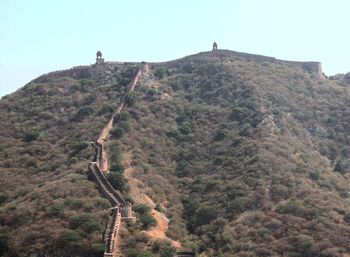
[103,210,117,242]
[104,209,121,257]
[147,49,323,76]
[31,49,322,85]
[108,61,141,66]
[89,162,124,204]
[279,60,322,76]
[31,62,141,87]
[32,65,92,83]
[88,66,142,257]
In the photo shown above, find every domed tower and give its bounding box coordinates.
[212,42,218,51]
[96,51,105,64]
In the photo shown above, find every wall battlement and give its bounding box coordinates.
[32,65,92,83]
[31,49,323,83]
[31,62,141,84]
[149,50,322,76]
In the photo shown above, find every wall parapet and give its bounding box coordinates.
[32,65,92,83]
[89,67,143,257]
[89,162,124,204]
[104,208,121,256]
[30,49,322,85]
[147,49,322,76]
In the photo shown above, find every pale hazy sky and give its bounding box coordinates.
[1,0,350,97]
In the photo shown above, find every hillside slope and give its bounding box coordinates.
[1,50,350,257]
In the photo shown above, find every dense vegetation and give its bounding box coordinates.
[0,65,138,256]
[123,54,350,256]
[1,51,350,257]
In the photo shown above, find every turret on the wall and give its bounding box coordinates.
[212,42,218,51]
[96,50,105,64]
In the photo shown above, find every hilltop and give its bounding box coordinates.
[1,49,350,257]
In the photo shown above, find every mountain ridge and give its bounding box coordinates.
[31,49,323,85]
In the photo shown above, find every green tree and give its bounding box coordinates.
[344,213,350,223]
[111,127,124,138]
[24,130,40,142]
[309,171,320,180]
[107,172,127,191]
[294,235,315,256]
[137,251,155,257]
[69,213,91,229]
[214,129,227,141]
[75,106,94,120]
[82,220,102,234]
[160,245,176,257]
[125,92,137,106]
[120,111,131,120]
[49,204,64,217]
[134,204,157,230]
[0,233,10,256]
[110,163,124,173]
[183,63,194,73]
[334,159,349,174]
[154,67,166,79]
[98,105,114,115]
[73,141,89,152]
[0,193,7,204]
[229,107,244,121]
[134,204,151,215]
[57,229,84,248]
[140,215,157,229]
[176,160,190,177]
[179,122,192,134]
[194,207,217,227]
[69,213,101,234]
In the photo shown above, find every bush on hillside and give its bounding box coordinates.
[137,251,155,257]
[214,129,227,141]
[107,171,128,192]
[0,193,7,205]
[154,67,166,79]
[0,233,10,256]
[134,204,157,230]
[69,213,101,234]
[24,131,40,142]
[98,105,115,115]
[75,106,94,120]
[292,234,316,256]
[111,127,124,138]
[126,92,137,106]
[57,229,84,250]
[344,213,350,223]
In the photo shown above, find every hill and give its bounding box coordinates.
[1,49,350,257]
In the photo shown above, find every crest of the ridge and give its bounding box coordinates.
[31,43,323,82]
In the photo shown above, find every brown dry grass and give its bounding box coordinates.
[123,151,181,248]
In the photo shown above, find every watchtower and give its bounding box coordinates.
[120,202,133,218]
[212,42,218,51]
[96,51,105,64]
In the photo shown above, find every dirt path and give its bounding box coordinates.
[123,151,181,248]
